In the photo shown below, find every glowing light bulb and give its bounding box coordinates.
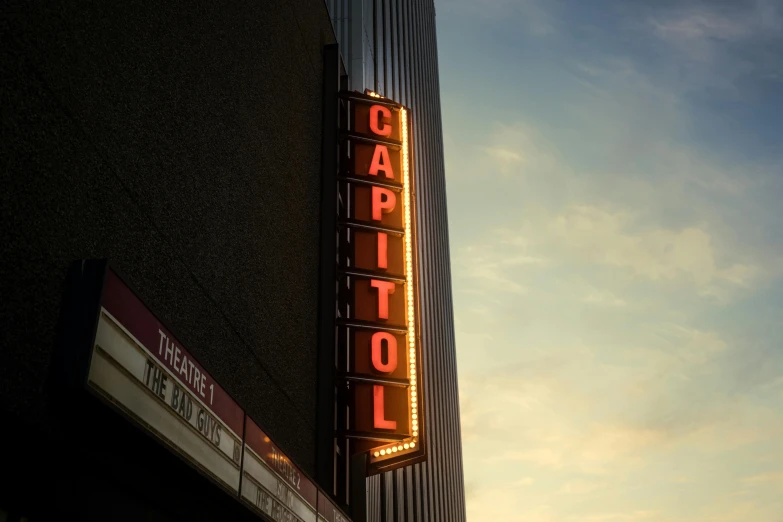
[404,443,410,450]
[374,452,380,457]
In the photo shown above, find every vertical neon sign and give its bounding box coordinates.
[336,89,424,473]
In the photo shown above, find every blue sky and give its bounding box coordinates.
[435,0,783,520]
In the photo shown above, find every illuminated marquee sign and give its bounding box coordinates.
[88,269,245,493]
[57,262,354,522]
[336,90,425,474]
[241,416,319,521]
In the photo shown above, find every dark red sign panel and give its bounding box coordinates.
[352,143,402,181]
[352,104,401,142]
[352,279,407,327]
[352,384,410,436]
[351,185,404,228]
[352,231,405,277]
[351,330,408,380]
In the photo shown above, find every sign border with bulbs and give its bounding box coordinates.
[335,89,427,475]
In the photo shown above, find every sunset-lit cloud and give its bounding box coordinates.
[438,0,783,520]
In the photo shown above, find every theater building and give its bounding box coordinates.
[0,1,465,521]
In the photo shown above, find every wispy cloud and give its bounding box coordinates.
[483,146,523,175]
[454,231,548,297]
[568,511,657,522]
[475,115,773,304]
[543,205,760,293]
[456,247,529,295]
[651,8,755,44]
[644,1,783,92]
[515,476,536,486]
[557,479,607,495]
[582,290,627,307]
[649,1,783,51]
[740,471,783,485]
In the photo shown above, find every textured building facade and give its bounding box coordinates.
[324,2,467,520]
[1,1,339,520]
[0,0,463,519]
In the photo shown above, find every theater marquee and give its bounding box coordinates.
[88,269,245,493]
[336,90,426,474]
[56,262,353,522]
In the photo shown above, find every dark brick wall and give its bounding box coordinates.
[0,1,334,518]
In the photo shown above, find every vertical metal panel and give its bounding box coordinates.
[421,461,430,522]
[412,4,439,521]
[402,468,410,522]
[383,0,390,97]
[368,474,381,522]
[391,470,398,522]
[347,0,364,89]
[380,472,387,522]
[373,0,379,92]
[411,464,420,522]
[412,1,428,517]
[423,9,445,518]
[394,0,402,104]
[390,0,399,102]
[388,0,395,101]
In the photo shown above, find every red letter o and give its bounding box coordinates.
[371,332,398,373]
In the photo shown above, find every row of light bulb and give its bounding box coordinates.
[375,440,416,458]
[374,108,416,462]
[401,108,419,439]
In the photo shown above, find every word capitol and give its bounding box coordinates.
[363,102,407,432]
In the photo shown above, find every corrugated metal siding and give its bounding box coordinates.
[326,1,466,520]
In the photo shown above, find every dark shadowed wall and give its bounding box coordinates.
[0,1,335,520]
